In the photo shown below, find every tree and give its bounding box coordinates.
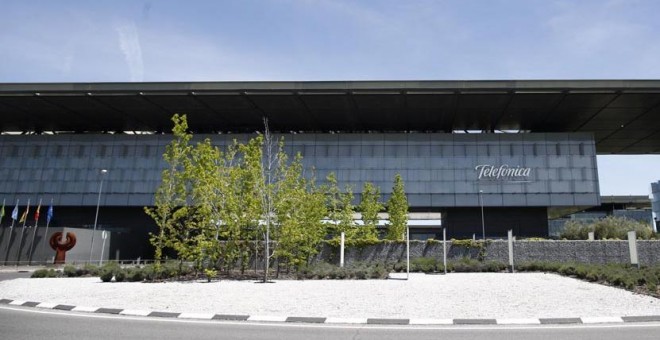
[185,138,224,271]
[144,114,192,271]
[324,172,357,241]
[147,113,331,278]
[260,118,280,282]
[232,136,264,273]
[386,173,408,241]
[273,158,328,271]
[358,182,382,240]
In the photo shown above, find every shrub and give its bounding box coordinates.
[126,268,145,282]
[354,268,368,279]
[558,264,578,276]
[63,265,79,277]
[451,258,481,272]
[114,269,126,282]
[392,262,406,273]
[204,268,218,282]
[560,216,655,240]
[585,270,599,282]
[574,265,589,279]
[99,262,121,282]
[83,264,100,276]
[369,265,387,279]
[411,257,437,273]
[160,261,180,278]
[518,261,543,272]
[99,269,114,282]
[142,265,158,281]
[482,261,507,272]
[31,269,59,278]
[310,262,335,279]
[295,262,389,280]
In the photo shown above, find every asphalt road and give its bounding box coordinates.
[2,305,660,340]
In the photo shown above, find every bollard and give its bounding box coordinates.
[508,229,514,273]
[340,232,345,268]
[588,232,594,241]
[406,226,410,280]
[443,228,447,274]
[628,231,639,269]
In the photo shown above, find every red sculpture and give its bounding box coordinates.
[49,232,77,265]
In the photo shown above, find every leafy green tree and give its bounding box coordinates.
[148,114,335,278]
[229,136,264,273]
[324,172,357,241]
[273,157,328,270]
[144,114,192,271]
[358,182,383,240]
[185,138,224,271]
[386,173,408,241]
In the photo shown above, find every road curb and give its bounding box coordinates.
[1,298,659,326]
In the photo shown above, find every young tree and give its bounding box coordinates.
[185,138,224,271]
[273,157,328,271]
[358,182,382,240]
[324,172,357,241]
[260,118,281,282]
[144,114,192,271]
[232,136,264,273]
[386,173,408,241]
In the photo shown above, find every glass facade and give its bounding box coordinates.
[0,132,600,208]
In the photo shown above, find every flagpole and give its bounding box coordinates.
[28,198,42,265]
[15,199,30,266]
[3,199,18,265]
[41,198,53,263]
[0,198,5,249]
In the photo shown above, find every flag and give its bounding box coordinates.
[11,201,18,221]
[34,201,41,222]
[47,204,53,225]
[19,201,29,224]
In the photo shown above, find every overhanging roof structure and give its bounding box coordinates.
[1,80,659,154]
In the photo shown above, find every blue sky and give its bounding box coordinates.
[1,0,659,195]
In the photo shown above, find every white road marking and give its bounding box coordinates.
[409,318,454,325]
[71,306,99,312]
[36,302,58,309]
[178,312,215,320]
[247,315,288,322]
[119,309,152,316]
[497,318,541,325]
[325,317,368,324]
[581,317,624,324]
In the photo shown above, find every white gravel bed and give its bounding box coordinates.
[1,273,658,319]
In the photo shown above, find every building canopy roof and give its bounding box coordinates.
[1,80,659,154]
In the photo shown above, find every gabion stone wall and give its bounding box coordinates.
[313,240,660,266]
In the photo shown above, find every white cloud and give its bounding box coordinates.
[115,22,144,82]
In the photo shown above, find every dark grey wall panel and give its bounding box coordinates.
[0,132,600,208]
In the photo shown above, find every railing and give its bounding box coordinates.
[0,259,159,267]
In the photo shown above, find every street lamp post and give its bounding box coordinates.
[479,189,485,240]
[89,169,108,263]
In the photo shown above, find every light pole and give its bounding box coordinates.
[89,169,108,263]
[479,189,485,240]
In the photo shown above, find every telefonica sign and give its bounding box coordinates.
[475,164,532,181]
